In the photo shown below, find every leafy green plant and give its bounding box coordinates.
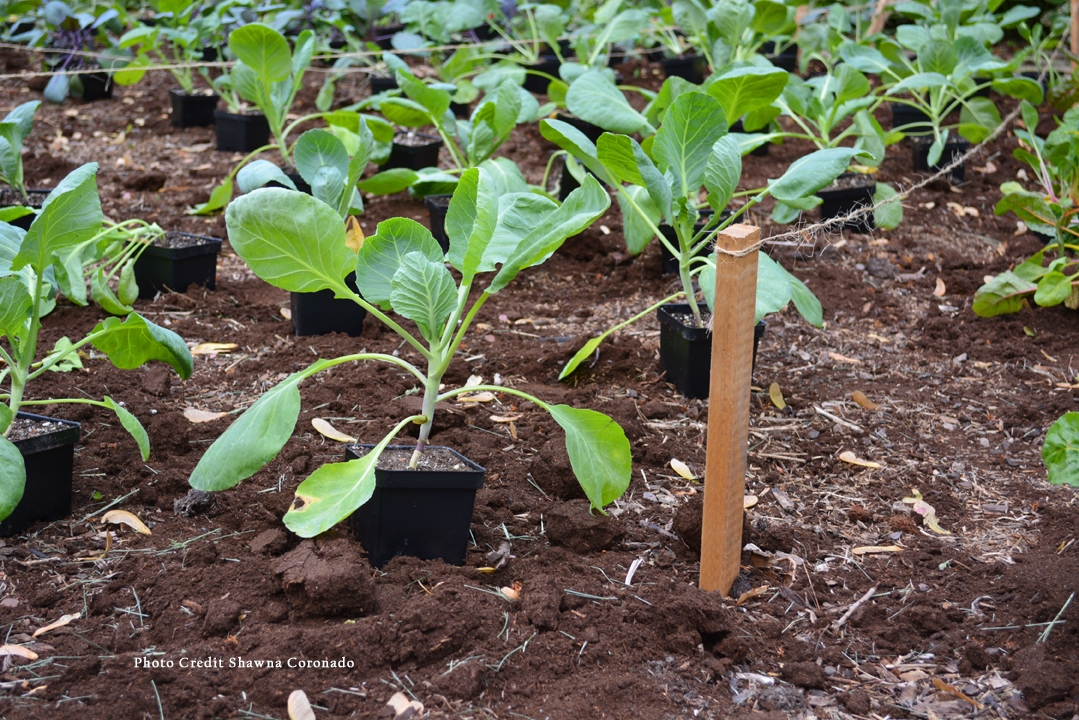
[1043,412,1079,486]
[0,101,40,200]
[118,1,215,95]
[890,0,1039,48]
[0,164,194,516]
[658,0,796,69]
[187,169,631,537]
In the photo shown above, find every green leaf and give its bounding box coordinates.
[389,251,458,343]
[117,258,138,307]
[446,167,499,283]
[356,217,444,309]
[0,274,31,341]
[1034,271,1074,307]
[755,252,793,321]
[487,175,610,294]
[706,67,788,124]
[539,119,615,185]
[566,70,654,135]
[889,72,950,93]
[959,97,1001,143]
[788,271,823,327]
[548,404,631,511]
[703,135,742,212]
[972,271,1037,317]
[1043,412,1079,486]
[225,188,354,294]
[13,163,101,274]
[228,23,292,86]
[189,368,312,491]
[0,436,25,522]
[283,422,399,537]
[396,68,452,120]
[918,39,957,75]
[379,97,435,128]
[40,336,82,372]
[617,185,660,255]
[103,396,150,460]
[357,169,419,194]
[188,177,234,215]
[768,148,862,209]
[873,182,903,229]
[991,77,1043,105]
[652,92,728,199]
[483,193,561,268]
[294,129,349,186]
[596,133,646,186]
[90,313,194,379]
[90,268,133,315]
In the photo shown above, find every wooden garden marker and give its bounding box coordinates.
[699,224,760,595]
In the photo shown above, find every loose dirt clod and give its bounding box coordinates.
[544,500,625,553]
[173,489,214,517]
[271,540,378,618]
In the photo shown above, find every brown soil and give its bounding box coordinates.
[394,131,441,147]
[0,45,1075,720]
[155,231,221,250]
[5,417,72,443]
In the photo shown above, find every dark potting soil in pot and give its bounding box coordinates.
[355,445,475,472]
[0,188,48,208]
[393,131,438,147]
[5,416,72,442]
[152,231,219,250]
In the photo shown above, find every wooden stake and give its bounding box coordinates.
[699,224,759,595]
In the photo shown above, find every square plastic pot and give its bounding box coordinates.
[346,444,486,568]
[370,74,397,95]
[889,102,931,131]
[424,194,452,253]
[169,88,218,128]
[80,72,112,101]
[659,209,732,274]
[289,272,366,337]
[383,132,443,171]
[133,232,222,299]
[761,41,797,72]
[214,110,270,153]
[911,135,969,183]
[661,55,707,84]
[0,413,80,537]
[554,112,603,144]
[657,303,765,399]
[0,189,49,230]
[523,56,561,94]
[816,174,875,232]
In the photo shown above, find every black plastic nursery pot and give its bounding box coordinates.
[761,41,797,72]
[374,23,404,50]
[816,173,875,233]
[554,112,603,144]
[523,55,562,94]
[424,194,452,253]
[662,55,708,84]
[889,102,930,131]
[133,231,222,299]
[657,304,765,399]
[729,120,769,157]
[450,100,471,118]
[0,189,49,230]
[370,74,397,95]
[201,46,219,62]
[214,110,271,153]
[659,209,733,274]
[346,444,486,568]
[79,72,112,101]
[0,413,80,537]
[289,272,366,337]
[384,131,443,171]
[911,135,970,183]
[169,88,218,128]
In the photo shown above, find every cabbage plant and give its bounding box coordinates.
[0,164,194,515]
[188,169,632,537]
[0,101,40,202]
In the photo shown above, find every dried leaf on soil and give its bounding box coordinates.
[101,510,151,535]
[288,689,317,720]
[736,585,770,606]
[829,352,862,364]
[933,278,947,296]
[460,391,496,403]
[386,691,424,719]
[311,418,357,443]
[190,342,238,355]
[839,451,881,468]
[852,545,902,555]
[768,383,786,410]
[670,459,695,480]
[0,645,38,660]
[33,613,79,638]
[490,414,522,422]
[184,407,227,423]
[852,391,880,410]
[743,495,758,509]
[280,307,292,320]
[903,489,952,535]
[932,678,984,708]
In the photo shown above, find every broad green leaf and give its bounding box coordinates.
[617,185,660,255]
[919,39,957,75]
[294,129,349,187]
[703,135,741,212]
[103,396,149,460]
[3,101,39,140]
[548,404,631,510]
[117,258,138,307]
[356,218,444,308]
[768,148,861,209]
[991,77,1043,105]
[755,252,793,321]
[889,72,949,93]
[189,367,314,491]
[788,271,823,327]
[228,23,291,86]
[487,175,610,294]
[378,97,434,128]
[225,188,353,294]
[396,69,451,120]
[390,252,458,343]
[706,67,788,124]
[478,158,529,193]
[357,169,419,194]
[0,436,25,521]
[840,43,894,75]
[652,92,728,199]
[40,336,82,372]
[90,268,133,315]
[1043,412,1079,486]
[90,313,194,379]
[959,97,1001,143]
[283,422,398,537]
[188,177,234,215]
[446,167,499,282]
[873,182,903,229]
[566,70,654,135]
[1034,272,1074,307]
[482,193,560,269]
[540,119,615,185]
[994,192,1056,228]
[972,271,1037,317]
[597,133,646,186]
[237,160,298,194]
[853,110,886,167]
[13,163,101,274]
[0,274,31,340]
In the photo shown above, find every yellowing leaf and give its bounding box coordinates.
[311,418,357,443]
[33,612,79,637]
[839,451,881,468]
[829,352,862,364]
[768,383,786,410]
[743,495,758,509]
[902,489,951,535]
[0,645,38,660]
[670,459,696,480]
[736,585,771,606]
[280,307,292,320]
[184,407,227,423]
[190,342,237,355]
[476,567,498,574]
[101,509,152,535]
[460,391,496,403]
[490,414,523,423]
[288,690,317,720]
[852,391,880,410]
[933,277,946,297]
[344,216,365,253]
[852,545,902,555]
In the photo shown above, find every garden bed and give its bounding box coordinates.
[0,49,1076,720]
